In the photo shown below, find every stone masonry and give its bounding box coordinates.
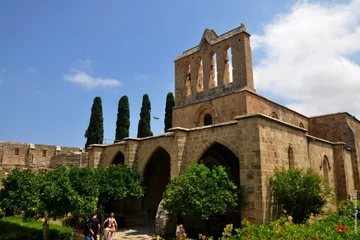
[1,24,359,231]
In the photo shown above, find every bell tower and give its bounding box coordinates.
[172,24,255,129]
[174,24,254,107]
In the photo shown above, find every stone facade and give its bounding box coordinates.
[1,24,359,231]
[0,141,85,178]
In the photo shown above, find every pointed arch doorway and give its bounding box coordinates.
[142,147,171,225]
[184,142,241,236]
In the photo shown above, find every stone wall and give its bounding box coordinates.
[0,141,81,166]
[245,91,309,129]
[256,115,309,223]
[88,113,357,225]
[172,89,247,129]
[309,113,360,190]
[50,151,89,168]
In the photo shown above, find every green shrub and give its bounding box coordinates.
[0,216,73,240]
[338,200,360,218]
[221,213,358,240]
[269,168,330,223]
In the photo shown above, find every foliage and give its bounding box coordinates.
[0,165,144,239]
[137,94,153,138]
[115,95,130,142]
[0,166,98,239]
[85,96,104,148]
[338,200,360,219]
[68,166,99,216]
[97,164,145,205]
[0,168,39,217]
[0,216,73,240]
[38,167,78,220]
[225,213,359,240]
[163,163,243,220]
[269,168,330,223]
[164,92,175,132]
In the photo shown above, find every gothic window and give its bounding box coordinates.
[204,114,213,126]
[209,52,217,88]
[223,45,233,84]
[323,156,330,186]
[288,145,295,169]
[42,150,47,157]
[196,57,203,92]
[184,61,191,96]
[299,122,305,128]
[270,111,278,119]
[14,148,19,155]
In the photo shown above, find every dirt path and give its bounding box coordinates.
[111,225,154,240]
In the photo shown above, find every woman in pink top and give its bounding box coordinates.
[103,213,118,237]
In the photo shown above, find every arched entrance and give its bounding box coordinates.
[142,147,171,220]
[186,143,240,236]
[200,143,240,185]
[112,151,125,165]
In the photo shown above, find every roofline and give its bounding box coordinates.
[174,24,250,61]
[309,112,360,124]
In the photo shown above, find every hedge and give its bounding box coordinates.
[0,216,73,240]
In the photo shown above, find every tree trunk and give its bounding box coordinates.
[43,212,49,240]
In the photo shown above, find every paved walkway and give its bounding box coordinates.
[111,225,155,240]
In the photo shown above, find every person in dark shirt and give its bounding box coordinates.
[89,213,100,240]
[83,223,94,240]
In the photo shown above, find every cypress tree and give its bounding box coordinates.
[164,92,175,132]
[137,94,152,138]
[114,96,130,143]
[85,96,104,149]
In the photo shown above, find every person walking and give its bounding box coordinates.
[103,213,118,237]
[89,213,100,240]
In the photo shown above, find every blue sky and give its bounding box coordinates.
[1,0,359,148]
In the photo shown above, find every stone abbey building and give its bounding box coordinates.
[1,24,359,228]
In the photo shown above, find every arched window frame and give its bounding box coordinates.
[204,114,213,126]
[196,56,203,92]
[288,144,295,169]
[270,111,278,119]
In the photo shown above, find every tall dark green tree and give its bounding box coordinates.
[115,96,130,143]
[85,96,104,149]
[164,92,175,132]
[137,94,152,138]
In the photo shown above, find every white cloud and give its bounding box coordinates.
[64,59,121,88]
[252,0,360,118]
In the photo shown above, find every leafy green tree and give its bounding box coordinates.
[96,164,145,223]
[269,168,330,223]
[0,167,81,240]
[68,166,100,215]
[0,165,144,240]
[115,96,130,143]
[0,168,39,217]
[85,96,104,148]
[38,167,77,240]
[164,92,175,132]
[163,163,242,222]
[137,94,152,138]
